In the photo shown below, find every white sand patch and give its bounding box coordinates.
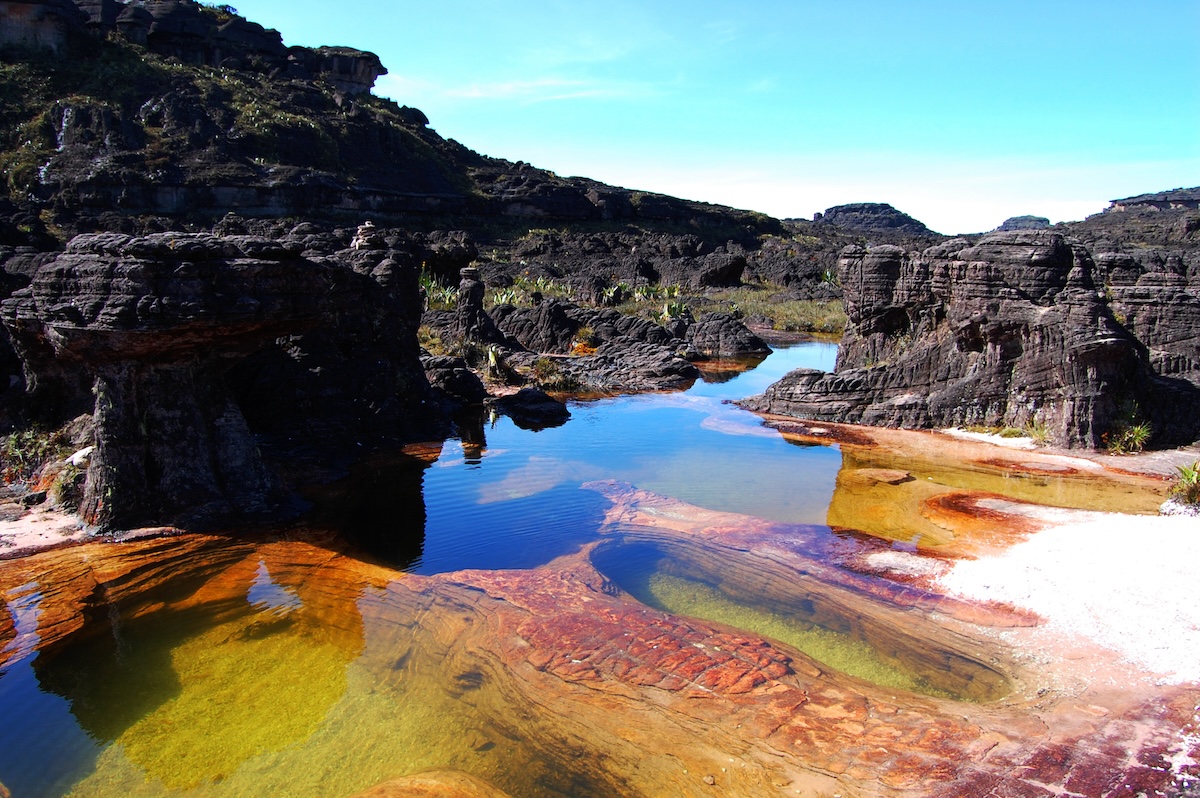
[941,427,1037,450]
[938,511,1200,684]
[864,549,950,579]
[0,506,88,557]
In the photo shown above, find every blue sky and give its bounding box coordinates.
[232,1,1198,234]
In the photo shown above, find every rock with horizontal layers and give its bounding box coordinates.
[816,202,938,237]
[683,312,770,358]
[1,231,435,530]
[1093,248,1200,434]
[995,215,1051,232]
[742,231,1186,448]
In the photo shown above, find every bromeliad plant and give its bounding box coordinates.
[1169,461,1200,506]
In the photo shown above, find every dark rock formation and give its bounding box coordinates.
[489,387,569,431]
[815,203,937,237]
[684,312,770,358]
[1110,186,1200,213]
[1,231,435,529]
[742,231,1189,448]
[422,354,487,408]
[0,10,786,242]
[995,215,1051,232]
[453,266,505,345]
[0,0,88,52]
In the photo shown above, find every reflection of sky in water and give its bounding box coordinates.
[0,585,103,798]
[247,560,303,615]
[413,343,843,575]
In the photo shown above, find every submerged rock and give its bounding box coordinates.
[4,482,1196,798]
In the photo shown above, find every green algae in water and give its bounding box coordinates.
[640,572,955,700]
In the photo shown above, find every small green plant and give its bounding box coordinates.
[531,357,581,392]
[1169,461,1200,506]
[660,299,692,324]
[0,426,69,483]
[600,281,631,306]
[484,345,506,381]
[1104,399,1152,454]
[1105,421,1152,454]
[490,288,520,306]
[1024,419,1051,446]
[419,269,458,311]
[50,462,84,509]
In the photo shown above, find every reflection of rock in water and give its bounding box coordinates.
[26,539,370,791]
[311,449,432,568]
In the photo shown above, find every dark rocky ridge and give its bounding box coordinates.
[0,0,784,242]
[745,208,1200,448]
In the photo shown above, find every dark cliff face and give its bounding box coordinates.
[0,230,437,530]
[744,229,1200,448]
[0,0,785,242]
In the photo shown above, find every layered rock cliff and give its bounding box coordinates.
[1,229,437,529]
[744,228,1200,448]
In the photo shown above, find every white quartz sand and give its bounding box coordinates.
[0,506,88,558]
[938,509,1200,685]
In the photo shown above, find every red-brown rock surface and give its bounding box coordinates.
[1,486,1197,797]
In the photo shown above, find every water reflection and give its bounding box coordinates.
[22,544,370,794]
[309,450,432,568]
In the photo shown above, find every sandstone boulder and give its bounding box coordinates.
[816,202,937,237]
[684,312,770,358]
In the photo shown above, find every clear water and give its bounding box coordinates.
[410,342,841,575]
[0,340,1166,796]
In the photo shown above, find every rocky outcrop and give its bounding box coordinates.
[814,202,938,237]
[422,355,487,408]
[489,387,569,431]
[995,215,1050,232]
[1110,186,1200,213]
[683,312,769,358]
[0,0,87,52]
[1,230,435,529]
[742,231,1188,448]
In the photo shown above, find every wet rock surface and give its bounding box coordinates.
[745,230,1200,448]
